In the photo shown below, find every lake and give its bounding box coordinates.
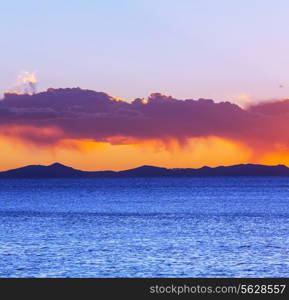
[0,177,288,277]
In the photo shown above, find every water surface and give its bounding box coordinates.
[0,177,288,277]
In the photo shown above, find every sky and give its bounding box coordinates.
[1,0,289,102]
[1,0,289,171]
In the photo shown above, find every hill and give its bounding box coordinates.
[0,163,289,178]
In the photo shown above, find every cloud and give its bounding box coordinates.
[0,88,288,156]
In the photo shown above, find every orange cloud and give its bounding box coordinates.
[1,88,289,170]
[0,135,252,171]
[0,125,63,145]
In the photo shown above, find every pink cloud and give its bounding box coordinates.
[1,88,289,154]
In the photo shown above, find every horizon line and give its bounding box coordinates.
[1,161,288,174]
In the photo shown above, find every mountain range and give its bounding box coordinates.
[0,162,289,178]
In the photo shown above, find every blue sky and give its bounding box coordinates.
[1,0,289,103]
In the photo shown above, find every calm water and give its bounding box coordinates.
[0,177,289,278]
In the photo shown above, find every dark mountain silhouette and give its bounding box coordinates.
[0,163,289,178]
[0,163,83,178]
[119,165,169,176]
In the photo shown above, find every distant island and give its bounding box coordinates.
[1,162,289,178]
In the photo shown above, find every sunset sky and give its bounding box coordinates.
[1,0,289,171]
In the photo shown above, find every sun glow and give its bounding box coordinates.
[0,132,254,171]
